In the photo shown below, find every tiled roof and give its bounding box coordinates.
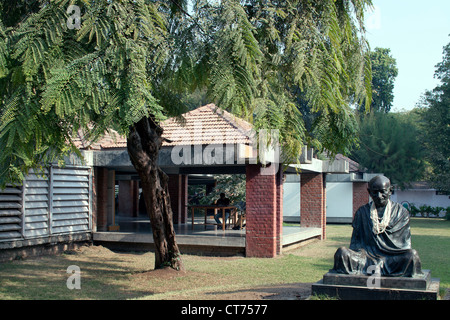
[71,128,126,150]
[73,104,254,150]
[334,154,362,172]
[161,104,253,146]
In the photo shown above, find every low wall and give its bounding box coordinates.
[0,232,92,262]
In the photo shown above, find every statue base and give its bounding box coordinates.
[311,270,440,300]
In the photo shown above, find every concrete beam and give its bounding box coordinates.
[322,159,349,173]
[93,150,131,167]
[289,158,350,174]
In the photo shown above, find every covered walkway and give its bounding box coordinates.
[93,216,321,256]
[83,104,349,258]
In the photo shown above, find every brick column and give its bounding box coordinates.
[300,172,326,240]
[353,182,369,218]
[181,175,188,223]
[276,167,283,255]
[106,170,116,226]
[245,164,283,257]
[118,180,139,217]
[168,174,188,224]
[94,167,108,231]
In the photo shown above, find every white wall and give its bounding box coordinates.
[283,175,300,222]
[326,182,353,223]
[391,189,450,209]
[283,177,357,223]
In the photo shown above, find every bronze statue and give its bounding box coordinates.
[333,175,423,277]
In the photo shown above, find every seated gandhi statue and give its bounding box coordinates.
[333,175,423,277]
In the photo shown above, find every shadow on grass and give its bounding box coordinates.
[0,252,155,300]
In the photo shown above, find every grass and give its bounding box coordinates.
[0,218,448,300]
[408,217,450,296]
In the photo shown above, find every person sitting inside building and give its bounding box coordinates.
[214,193,231,225]
[232,201,246,230]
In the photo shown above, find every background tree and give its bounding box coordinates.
[350,47,410,185]
[351,111,426,188]
[357,47,398,113]
[297,47,397,156]
[0,0,373,269]
[199,174,246,206]
[418,39,450,193]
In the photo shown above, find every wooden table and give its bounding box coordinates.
[189,205,237,230]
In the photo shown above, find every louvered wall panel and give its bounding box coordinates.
[51,167,90,234]
[23,171,50,238]
[0,186,23,240]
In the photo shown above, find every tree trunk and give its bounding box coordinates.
[126,116,184,271]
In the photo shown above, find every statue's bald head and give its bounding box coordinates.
[368,175,392,208]
[368,175,391,190]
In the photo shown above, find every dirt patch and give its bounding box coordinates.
[191,282,313,300]
[72,244,115,256]
[126,262,312,300]
[132,267,190,280]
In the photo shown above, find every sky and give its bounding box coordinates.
[364,0,450,112]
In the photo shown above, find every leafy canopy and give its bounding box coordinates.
[418,39,450,192]
[356,47,398,113]
[351,110,426,188]
[0,0,373,186]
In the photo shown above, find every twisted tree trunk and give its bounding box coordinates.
[126,116,184,271]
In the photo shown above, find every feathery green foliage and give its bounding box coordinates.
[188,0,373,160]
[0,0,373,187]
[0,0,170,186]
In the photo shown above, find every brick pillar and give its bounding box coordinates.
[245,164,283,257]
[276,167,283,255]
[353,182,369,218]
[181,175,188,223]
[323,176,326,240]
[94,167,108,231]
[106,170,116,226]
[300,172,326,240]
[118,180,138,217]
[168,174,188,224]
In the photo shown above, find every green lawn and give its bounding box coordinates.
[409,218,450,290]
[0,218,448,300]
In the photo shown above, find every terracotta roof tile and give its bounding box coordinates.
[72,128,126,150]
[161,104,253,146]
[73,104,254,150]
[335,153,362,172]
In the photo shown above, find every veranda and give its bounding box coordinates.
[89,105,350,257]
